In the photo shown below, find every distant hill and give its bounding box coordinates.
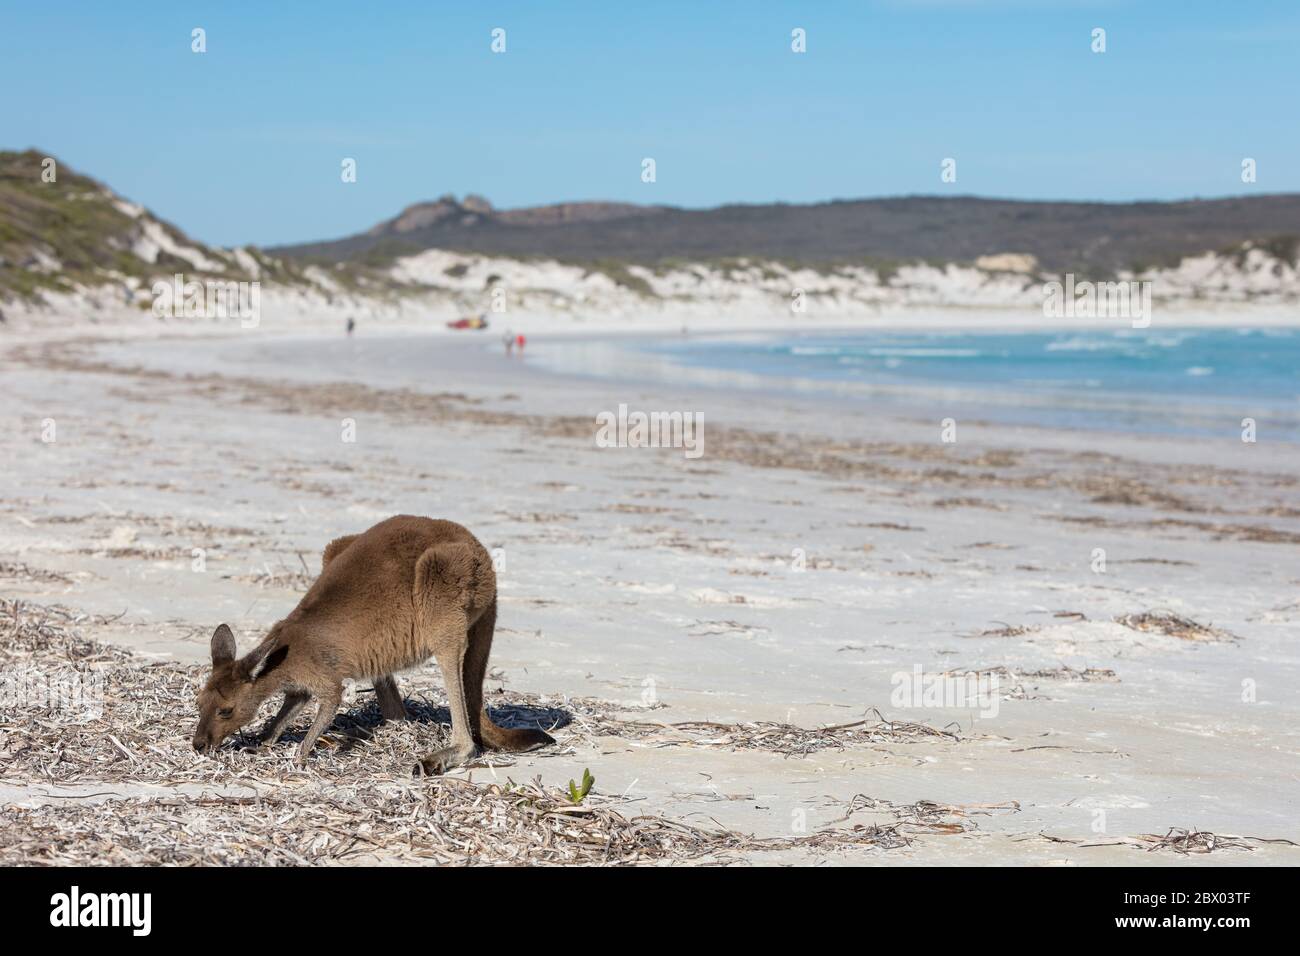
[0,149,296,303]
[272,192,1300,275]
[3,148,1298,322]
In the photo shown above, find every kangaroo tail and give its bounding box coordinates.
[480,709,555,752]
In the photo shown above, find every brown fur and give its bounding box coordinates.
[192,515,555,773]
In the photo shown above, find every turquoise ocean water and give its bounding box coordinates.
[539,327,1300,440]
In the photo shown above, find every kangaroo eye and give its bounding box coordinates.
[218,707,234,719]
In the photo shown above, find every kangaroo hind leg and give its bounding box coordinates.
[412,541,485,776]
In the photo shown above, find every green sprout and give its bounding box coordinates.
[566,768,595,805]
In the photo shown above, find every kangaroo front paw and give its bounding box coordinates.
[295,740,318,765]
[414,744,480,777]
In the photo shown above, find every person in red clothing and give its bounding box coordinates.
[515,333,526,351]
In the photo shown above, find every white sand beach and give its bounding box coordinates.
[2,315,1298,865]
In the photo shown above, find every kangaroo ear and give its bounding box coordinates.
[211,624,236,665]
[240,643,289,683]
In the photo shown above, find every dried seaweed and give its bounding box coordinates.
[1115,611,1235,642]
[976,622,1035,638]
[1139,828,1254,855]
[595,709,960,756]
[0,779,921,865]
[0,561,75,585]
[0,599,953,864]
[831,793,1020,836]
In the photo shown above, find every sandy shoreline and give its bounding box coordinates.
[2,326,1298,865]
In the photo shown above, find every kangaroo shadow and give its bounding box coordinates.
[249,691,571,755]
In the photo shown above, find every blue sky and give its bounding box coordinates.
[2,0,1297,247]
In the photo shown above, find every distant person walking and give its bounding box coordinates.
[502,328,515,355]
[346,316,356,337]
[516,333,526,352]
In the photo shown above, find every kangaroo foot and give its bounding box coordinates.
[414,743,480,777]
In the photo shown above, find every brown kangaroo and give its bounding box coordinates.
[192,515,554,774]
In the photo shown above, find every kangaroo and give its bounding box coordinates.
[192,515,555,774]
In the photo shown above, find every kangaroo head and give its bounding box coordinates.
[192,624,289,753]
